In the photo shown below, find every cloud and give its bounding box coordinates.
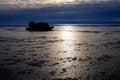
[0,0,120,10]
[0,0,120,24]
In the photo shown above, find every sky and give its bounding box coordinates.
[0,0,120,24]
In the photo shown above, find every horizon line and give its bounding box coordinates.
[1,24,120,27]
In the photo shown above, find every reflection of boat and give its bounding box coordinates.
[26,21,54,31]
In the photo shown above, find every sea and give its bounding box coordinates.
[0,25,120,80]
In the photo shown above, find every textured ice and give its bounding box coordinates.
[0,25,120,80]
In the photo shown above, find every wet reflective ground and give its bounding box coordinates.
[0,25,120,80]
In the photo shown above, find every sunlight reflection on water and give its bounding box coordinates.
[59,26,76,58]
[0,25,120,80]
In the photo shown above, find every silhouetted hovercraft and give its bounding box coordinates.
[26,21,54,31]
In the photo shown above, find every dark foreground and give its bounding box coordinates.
[0,25,120,80]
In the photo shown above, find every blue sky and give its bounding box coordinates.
[0,0,120,24]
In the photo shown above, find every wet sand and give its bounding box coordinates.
[0,25,120,80]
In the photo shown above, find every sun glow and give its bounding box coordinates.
[0,0,113,10]
[50,0,75,5]
[56,0,74,3]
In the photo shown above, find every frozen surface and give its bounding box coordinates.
[0,25,120,80]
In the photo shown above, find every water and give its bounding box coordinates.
[0,25,120,80]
